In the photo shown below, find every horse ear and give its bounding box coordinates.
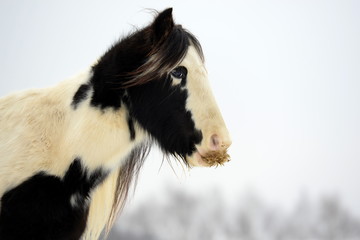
[152,8,174,43]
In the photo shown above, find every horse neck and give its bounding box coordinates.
[56,69,146,173]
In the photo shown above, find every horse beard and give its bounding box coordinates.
[202,149,230,167]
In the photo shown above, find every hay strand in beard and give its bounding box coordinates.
[202,150,230,167]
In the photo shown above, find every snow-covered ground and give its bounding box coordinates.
[109,187,360,240]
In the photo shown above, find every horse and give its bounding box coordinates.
[0,8,231,240]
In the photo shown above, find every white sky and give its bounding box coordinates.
[1,0,359,216]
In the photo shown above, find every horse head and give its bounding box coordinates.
[92,8,232,168]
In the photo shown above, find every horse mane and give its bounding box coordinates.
[92,22,204,90]
[106,142,150,233]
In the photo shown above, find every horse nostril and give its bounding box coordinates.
[210,134,231,151]
[210,134,220,150]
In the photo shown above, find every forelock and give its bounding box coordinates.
[123,25,204,87]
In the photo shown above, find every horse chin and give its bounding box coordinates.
[187,151,211,167]
[187,150,230,168]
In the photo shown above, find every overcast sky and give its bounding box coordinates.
[1,0,360,217]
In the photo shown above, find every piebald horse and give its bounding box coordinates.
[0,8,231,240]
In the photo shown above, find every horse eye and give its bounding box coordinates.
[171,66,187,79]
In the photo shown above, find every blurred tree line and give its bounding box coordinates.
[106,187,360,240]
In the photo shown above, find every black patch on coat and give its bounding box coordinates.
[126,75,203,159]
[0,159,108,240]
[89,75,125,110]
[72,84,91,109]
